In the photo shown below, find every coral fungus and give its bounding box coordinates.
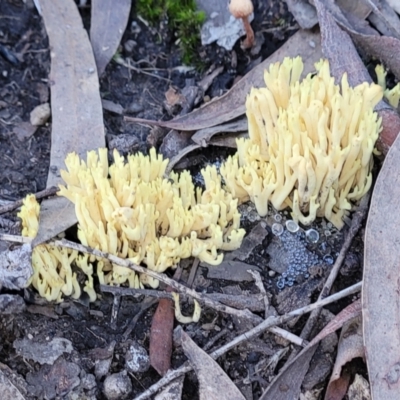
[58,148,245,289]
[221,57,383,228]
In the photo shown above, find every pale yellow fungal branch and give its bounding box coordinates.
[375,64,400,109]
[172,292,201,324]
[58,148,246,290]
[19,149,245,304]
[221,57,383,229]
[18,195,83,302]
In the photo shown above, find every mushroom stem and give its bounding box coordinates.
[241,17,254,49]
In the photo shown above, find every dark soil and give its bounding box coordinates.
[0,1,364,399]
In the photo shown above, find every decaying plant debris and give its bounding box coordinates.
[1,0,400,399]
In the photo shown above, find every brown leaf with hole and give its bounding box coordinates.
[150,298,174,376]
[175,326,246,400]
[259,300,361,400]
[363,125,400,399]
[90,0,131,76]
[314,0,400,154]
[32,0,105,246]
[125,29,322,131]
[324,316,364,400]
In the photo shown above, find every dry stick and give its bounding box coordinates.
[295,193,370,352]
[110,294,121,330]
[66,241,305,348]
[101,285,265,313]
[115,57,171,82]
[0,233,32,244]
[0,186,58,215]
[186,258,200,288]
[52,238,263,325]
[133,281,361,400]
[248,269,307,347]
[50,239,307,349]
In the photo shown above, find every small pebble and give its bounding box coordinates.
[30,103,50,126]
[125,342,150,373]
[103,371,132,400]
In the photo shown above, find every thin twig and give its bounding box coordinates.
[133,281,361,400]
[115,57,171,82]
[187,258,200,288]
[295,193,370,350]
[101,284,265,312]
[0,186,58,215]
[52,238,262,324]
[0,233,32,244]
[110,294,121,330]
[248,269,307,347]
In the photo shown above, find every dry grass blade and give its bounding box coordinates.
[32,0,105,246]
[90,0,131,76]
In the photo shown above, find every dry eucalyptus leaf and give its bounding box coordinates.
[387,0,400,13]
[316,0,400,80]
[324,316,364,400]
[33,0,105,246]
[259,300,361,400]
[314,0,400,154]
[125,29,322,131]
[367,0,400,39]
[285,0,319,29]
[90,0,131,76]
[208,132,248,148]
[175,326,245,400]
[336,0,372,19]
[363,130,400,399]
[150,298,174,376]
[191,118,248,146]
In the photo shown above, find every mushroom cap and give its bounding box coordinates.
[229,0,254,18]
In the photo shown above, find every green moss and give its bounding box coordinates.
[136,0,206,66]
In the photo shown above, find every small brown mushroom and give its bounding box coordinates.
[229,0,255,49]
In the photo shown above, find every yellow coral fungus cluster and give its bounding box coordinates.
[18,195,96,302]
[58,148,245,289]
[220,57,383,229]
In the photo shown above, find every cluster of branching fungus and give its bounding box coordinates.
[19,149,245,302]
[18,195,94,302]
[220,57,383,229]
[19,56,385,303]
